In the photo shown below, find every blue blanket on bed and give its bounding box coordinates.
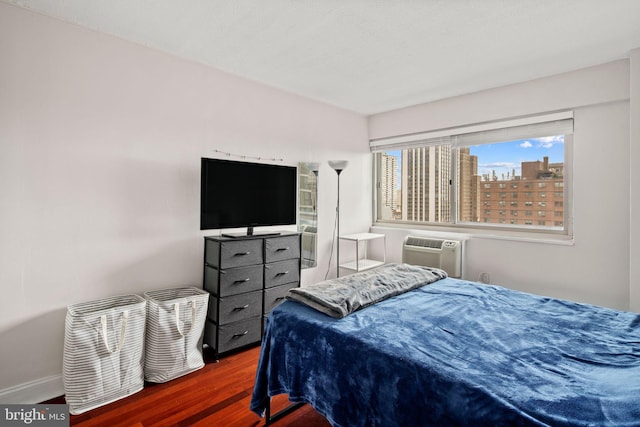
[250,278,640,426]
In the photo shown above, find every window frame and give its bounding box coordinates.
[371,112,574,241]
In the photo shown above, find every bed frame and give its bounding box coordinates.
[264,401,305,425]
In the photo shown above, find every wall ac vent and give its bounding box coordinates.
[402,236,463,278]
[405,237,444,249]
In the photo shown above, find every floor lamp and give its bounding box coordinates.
[328,160,348,278]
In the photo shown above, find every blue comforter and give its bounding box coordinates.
[250,278,640,426]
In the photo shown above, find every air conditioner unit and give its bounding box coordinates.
[402,236,463,278]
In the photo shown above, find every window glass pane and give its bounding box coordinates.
[377,151,401,221]
[377,146,452,224]
[457,135,564,229]
[374,133,567,234]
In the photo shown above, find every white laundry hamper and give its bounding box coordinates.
[143,286,209,383]
[63,294,146,415]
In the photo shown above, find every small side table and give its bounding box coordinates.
[339,233,386,273]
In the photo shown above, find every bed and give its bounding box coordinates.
[250,263,640,426]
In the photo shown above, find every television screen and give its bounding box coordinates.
[200,158,297,235]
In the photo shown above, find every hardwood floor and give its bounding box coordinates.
[44,346,331,427]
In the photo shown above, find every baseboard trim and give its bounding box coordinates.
[0,374,64,404]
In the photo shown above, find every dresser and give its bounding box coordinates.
[202,233,301,358]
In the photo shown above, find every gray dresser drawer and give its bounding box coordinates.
[206,239,263,268]
[203,233,300,358]
[264,258,300,288]
[209,290,262,324]
[264,283,297,314]
[265,235,301,263]
[205,317,262,354]
[204,264,263,297]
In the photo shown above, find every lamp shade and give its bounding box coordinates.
[328,160,349,173]
[307,162,320,175]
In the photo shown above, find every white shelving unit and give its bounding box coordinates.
[339,233,386,273]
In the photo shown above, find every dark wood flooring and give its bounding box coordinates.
[43,345,330,426]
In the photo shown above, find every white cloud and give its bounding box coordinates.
[520,141,533,148]
[480,162,517,169]
[536,136,563,143]
[532,135,564,149]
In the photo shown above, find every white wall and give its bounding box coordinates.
[0,3,369,402]
[370,61,633,311]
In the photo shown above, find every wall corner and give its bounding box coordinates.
[629,47,640,312]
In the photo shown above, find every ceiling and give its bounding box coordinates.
[5,0,640,115]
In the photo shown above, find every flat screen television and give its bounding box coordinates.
[200,157,297,237]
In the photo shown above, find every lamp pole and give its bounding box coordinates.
[328,160,348,278]
[336,169,342,278]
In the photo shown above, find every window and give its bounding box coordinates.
[372,112,573,235]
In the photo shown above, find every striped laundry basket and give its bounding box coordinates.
[143,287,209,383]
[63,294,146,415]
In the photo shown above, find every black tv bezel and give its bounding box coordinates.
[200,157,297,237]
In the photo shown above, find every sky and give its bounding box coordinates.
[470,135,564,179]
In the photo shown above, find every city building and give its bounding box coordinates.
[377,153,399,219]
[401,146,451,222]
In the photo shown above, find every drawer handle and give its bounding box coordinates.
[232,330,249,338]
[235,251,251,256]
[233,278,251,284]
[276,271,289,276]
[276,247,290,252]
[233,304,250,311]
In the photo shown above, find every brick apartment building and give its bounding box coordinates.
[462,154,564,227]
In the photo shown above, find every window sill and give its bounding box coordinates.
[371,222,575,246]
